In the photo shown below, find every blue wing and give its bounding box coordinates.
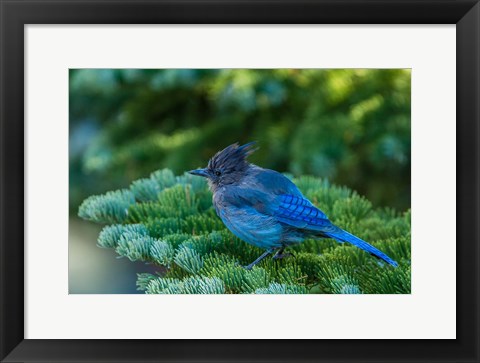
[273,194,336,232]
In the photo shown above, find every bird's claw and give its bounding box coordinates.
[235,261,254,270]
[272,252,293,260]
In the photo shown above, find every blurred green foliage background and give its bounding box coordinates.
[69,68,410,293]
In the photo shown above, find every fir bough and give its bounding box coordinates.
[78,169,411,294]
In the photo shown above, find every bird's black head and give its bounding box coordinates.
[189,142,257,190]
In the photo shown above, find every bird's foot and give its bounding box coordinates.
[272,252,293,260]
[235,261,254,270]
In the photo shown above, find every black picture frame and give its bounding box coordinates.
[1,1,479,362]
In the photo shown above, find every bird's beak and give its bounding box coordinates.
[189,168,209,178]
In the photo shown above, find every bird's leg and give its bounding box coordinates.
[244,249,274,270]
[272,247,293,260]
[272,247,286,259]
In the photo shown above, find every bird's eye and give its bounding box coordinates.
[215,170,221,176]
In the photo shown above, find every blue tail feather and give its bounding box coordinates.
[326,229,398,267]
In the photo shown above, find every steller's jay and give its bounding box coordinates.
[189,142,398,269]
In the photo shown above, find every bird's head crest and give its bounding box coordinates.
[189,142,258,189]
[207,142,257,172]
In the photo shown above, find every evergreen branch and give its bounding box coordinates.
[78,168,411,294]
[255,282,308,294]
[78,189,135,223]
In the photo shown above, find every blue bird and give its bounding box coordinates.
[189,142,398,270]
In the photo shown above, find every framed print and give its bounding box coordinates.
[1,1,479,362]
